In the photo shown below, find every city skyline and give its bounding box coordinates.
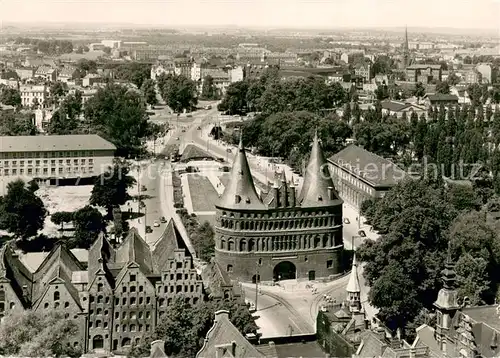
[1,0,499,31]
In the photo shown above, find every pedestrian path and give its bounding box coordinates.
[205,171,224,196]
[180,174,194,214]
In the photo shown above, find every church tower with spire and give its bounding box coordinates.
[434,242,461,354]
[402,26,410,69]
[214,132,344,282]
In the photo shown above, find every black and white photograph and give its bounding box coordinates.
[0,0,499,357]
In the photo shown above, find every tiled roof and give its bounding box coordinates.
[152,219,189,272]
[356,331,387,357]
[274,341,326,357]
[380,100,408,112]
[115,228,154,274]
[425,94,459,102]
[329,144,405,187]
[196,310,265,358]
[0,134,116,153]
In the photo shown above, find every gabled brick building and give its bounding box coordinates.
[0,220,206,355]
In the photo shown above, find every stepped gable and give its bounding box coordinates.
[298,131,342,208]
[115,227,154,275]
[218,134,265,210]
[152,219,189,272]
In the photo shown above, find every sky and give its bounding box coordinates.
[1,0,499,30]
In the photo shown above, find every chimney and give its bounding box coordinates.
[328,186,334,200]
[289,185,296,207]
[273,184,280,208]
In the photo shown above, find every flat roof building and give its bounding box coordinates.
[0,134,116,187]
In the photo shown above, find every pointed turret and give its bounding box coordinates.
[402,25,410,69]
[298,131,342,208]
[434,241,459,310]
[434,241,460,353]
[346,253,361,313]
[218,134,265,210]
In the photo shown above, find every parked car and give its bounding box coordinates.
[181,129,186,133]
[160,216,167,223]
[187,114,192,118]
[146,226,153,233]
[153,220,160,227]
[343,218,350,224]
[358,230,366,237]
[176,137,180,141]
[197,126,201,130]
[141,185,147,191]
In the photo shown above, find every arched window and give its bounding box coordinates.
[97,283,103,292]
[248,239,255,252]
[92,335,104,349]
[0,290,5,301]
[240,239,246,251]
[122,338,131,347]
[220,240,226,250]
[228,240,234,251]
[53,291,60,301]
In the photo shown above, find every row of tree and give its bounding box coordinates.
[358,177,500,340]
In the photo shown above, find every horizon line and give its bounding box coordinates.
[1,21,499,34]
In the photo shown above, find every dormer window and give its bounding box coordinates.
[235,195,241,204]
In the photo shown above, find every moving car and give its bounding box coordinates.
[153,220,160,227]
[160,216,167,223]
[197,126,201,130]
[358,230,366,237]
[205,105,212,110]
[343,218,350,224]
[146,226,153,233]
[141,185,147,191]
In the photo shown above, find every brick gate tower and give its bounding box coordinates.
[214,132,344,282]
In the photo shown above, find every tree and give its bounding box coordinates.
[0,179,47,239]
[48,81,69,106]
[358,179,459,331]
[90,161,136,218]
[191,221,215,261]
[51,211,74,233]
[435,81,450,94]
[0,310,81,357]
[114,62,151,88]
[447,72,461,86]
[157,74,198,113]
[218,80,249,114]
[140,79,158,107]
[70,205,105,249]
[201,75,217,100]
[0,111,38,136]
[413,82,426,100]
[84,84,150,157]
[0,87,21,106]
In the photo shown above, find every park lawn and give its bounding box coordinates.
[187,175,219,212]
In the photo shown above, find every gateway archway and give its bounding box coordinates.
[273,261,296,281]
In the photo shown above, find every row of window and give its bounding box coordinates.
[0,151,97,160]
[113,310,151,320]
[221,210,331,219]
[3,158,93,167]
[3,166,94,176]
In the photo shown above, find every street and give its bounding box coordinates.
[133,106,379,337]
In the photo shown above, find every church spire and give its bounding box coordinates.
[298,131,342,208]
[218,132,265,210]
[402,25,410,69]
[346,253,362,313]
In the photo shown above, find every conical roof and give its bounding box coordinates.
[298,131,342,207]
[218,135,265,210]
[346,253,361,293]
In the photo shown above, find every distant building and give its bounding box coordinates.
[464,69,482,84]
[424,94,459,107]
[328,145,406,209]
[476,63,493,83]
[151,61,175,81]
[101,40,122,49]
[14,67,36,80]
[35,65,57,82]
[229,66,244,83]
[354,63,372,83]
[19,85,48,108]
[0,134,115,186]
[380,100,426,119]
[406,64,442,83]
[243,61,280,80]
[57,66,78,83]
